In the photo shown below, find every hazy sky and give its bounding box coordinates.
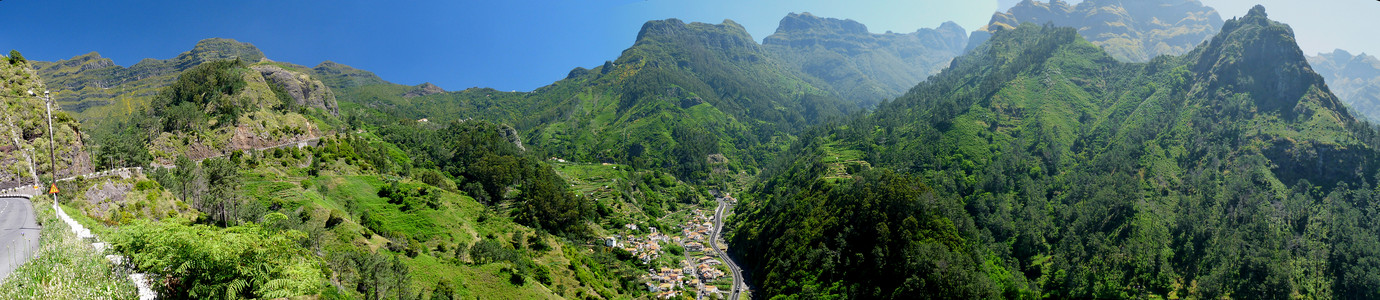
[0,0,1374,92]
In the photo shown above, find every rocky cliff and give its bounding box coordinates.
[1309,49,1380,121]
[253,64,340,115]
[763,12,967,105]
[973,0,1223,62]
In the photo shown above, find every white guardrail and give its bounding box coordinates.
[1,166,156,299]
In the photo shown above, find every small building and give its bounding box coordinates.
[605,237,618,248]
[686,242,705,252]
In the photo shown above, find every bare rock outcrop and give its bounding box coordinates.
[403,82,446,98]
[252,64,340,116]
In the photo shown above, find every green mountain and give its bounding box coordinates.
[972,0,1223,62]
[731,6,1380,298]
[762,12,968,106]
[43,52,669,299]
[26,16,856,300]
[1309,49,1380,121]
[32,38,338,127]
[324,18,855,183]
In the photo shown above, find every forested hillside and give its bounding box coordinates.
[27,20,751,299]
[0,50,92,187]
[33,38,268,126]
[325,18,857,184]
[59,79,667,298]
[94,58,337,166]
[730,6,1380,299]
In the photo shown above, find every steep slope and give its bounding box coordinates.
[325,19,855,182]
[33,38,337,127]
[129,59,334,164]
[972,0,1223,62]
[0,51,93,188]
[1309,49,1380,121]
[762,12,968,106]
[732,6,1380,299]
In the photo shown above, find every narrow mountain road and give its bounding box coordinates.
[710,195,746,300]
[0,191,41,283]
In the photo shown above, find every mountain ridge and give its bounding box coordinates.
[972,0,1224,62]
[762,12,968,106]
[731,5,1380,298]
[1309,49,1380,122]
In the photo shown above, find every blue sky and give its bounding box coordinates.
[0,0,1375,92]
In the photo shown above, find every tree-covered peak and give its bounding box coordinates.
[1246,4,1268,18]
[771,12,870,36]
[634,18,757,50]
[1190,5,1346,122]
[174,38,266,70]
[311,60,390,88]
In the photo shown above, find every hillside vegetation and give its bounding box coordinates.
[0,50,92,186]
[731,6,1380,299]
[323,18,858,185]
[32,38,268,126]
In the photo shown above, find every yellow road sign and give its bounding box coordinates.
[48,184,58,194]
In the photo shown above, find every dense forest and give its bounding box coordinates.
[731,6,1380,299]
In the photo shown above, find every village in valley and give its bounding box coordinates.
[606,204,734,299]
[552,160,745,299]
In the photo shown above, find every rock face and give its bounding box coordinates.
[403,82,445,98]
[763,12,968,105]
[0,53,94,189]
[252,64,340,116]
[974,0,1223,62]
[1308,49,1380,121]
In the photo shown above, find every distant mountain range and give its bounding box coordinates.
[762,12,968,106]
[32,39,266,121]
[733,6,1380,298]
[1309,49,1380,121]
[972,0,1223,62]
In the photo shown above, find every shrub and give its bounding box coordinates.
[109,221,327,299]
[134,180,161,191]
[7,49,24,65]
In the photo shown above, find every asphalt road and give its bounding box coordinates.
[0,195,40,283]
[710,196,746,300]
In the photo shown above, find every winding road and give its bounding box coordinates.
[709,194,746,300]
[0,190,41,283]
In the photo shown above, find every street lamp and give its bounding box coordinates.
[45,90,56,206]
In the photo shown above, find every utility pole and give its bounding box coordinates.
[45,90,56,206]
